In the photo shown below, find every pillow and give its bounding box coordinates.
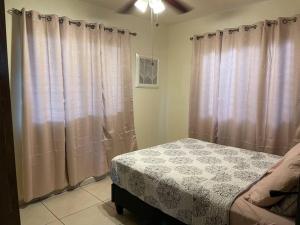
[269,186,298,217]
[267,158,283,173]
[245,143,300,207]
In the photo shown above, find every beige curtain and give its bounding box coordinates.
[101,29,137,161]
[59,19,108,186]
[11,9,136,202]
[190,15,300,155]
[217,23,272,151]
[189,31,222,142]
[11,11,68,203]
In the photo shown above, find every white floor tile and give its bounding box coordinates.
[20,202,57,225]
[82,176,112,202]
[46,219,64,225]
[61,202,139,225]
[79,177,96,187]
[42,188,100,218]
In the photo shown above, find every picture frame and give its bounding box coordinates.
[135,53,159,88]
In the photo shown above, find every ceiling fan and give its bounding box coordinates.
[118,0,192,14]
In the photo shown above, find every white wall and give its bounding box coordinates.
[165,0,300,142]
[5,0,169,149]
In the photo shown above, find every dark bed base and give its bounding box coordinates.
[112,181,300,225]
[111,183,187,225]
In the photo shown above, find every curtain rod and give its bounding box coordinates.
[190,17,297,40]
[7,8,137,37]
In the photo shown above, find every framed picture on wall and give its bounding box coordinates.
[135,54,159,88]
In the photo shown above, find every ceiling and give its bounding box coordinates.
[83,0,268,24]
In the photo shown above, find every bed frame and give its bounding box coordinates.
[111,183,187,225]
[112,179,300,225]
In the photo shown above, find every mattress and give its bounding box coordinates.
[111,138,282,225]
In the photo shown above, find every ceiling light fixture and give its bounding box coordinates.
[135,0,165,14]
[134,0,148,13]
[149,0,165,14]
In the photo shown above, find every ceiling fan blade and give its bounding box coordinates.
[118,0,137,14]
[164,0,192,13]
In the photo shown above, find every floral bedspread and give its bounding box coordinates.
[111,138,281,225]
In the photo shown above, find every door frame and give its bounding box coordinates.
[0,0,21,224]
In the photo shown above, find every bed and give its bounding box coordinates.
[110,138,297,225]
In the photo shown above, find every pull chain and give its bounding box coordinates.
[150,7,159,79]
[150,8,154,65]
[150,9,159,65]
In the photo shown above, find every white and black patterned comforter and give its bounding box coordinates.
[111,138,281,225]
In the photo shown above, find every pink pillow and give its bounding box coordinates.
[245,143,300,207]
[267,158,283,173]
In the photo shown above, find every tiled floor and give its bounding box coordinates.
[19,176,140,225]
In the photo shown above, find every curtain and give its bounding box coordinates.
[189,31,222,142]
[11,9,137,202]
[101,29,137,161]
[59,19,108,186]
[217,24,271,151]
[11,11,68,203]
[190,15,300,155]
